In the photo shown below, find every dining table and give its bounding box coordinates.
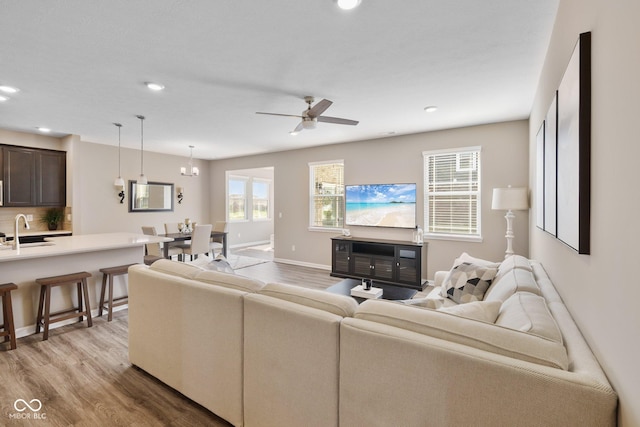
[160,231,228,259]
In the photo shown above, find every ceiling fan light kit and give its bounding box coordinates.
[256,95,358,135]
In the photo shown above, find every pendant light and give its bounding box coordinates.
[180,145,200,177]
[136,115,148,184]
[113,123,125,203]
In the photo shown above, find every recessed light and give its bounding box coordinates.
[0,85,19,94]
[145,82,165,91]
[0,95,9,102]
[37,127,51,133]
[289,131,299,136]
[424,106,438,113]
[335,0,361,10]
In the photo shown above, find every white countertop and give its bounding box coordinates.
[0,232,171,262]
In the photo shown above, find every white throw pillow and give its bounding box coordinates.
[440,262,498,303]
[454,252,500,269]
[437,300,502,323]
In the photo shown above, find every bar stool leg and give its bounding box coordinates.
[43,285,52,341]
[98,273,107,318]
[35,285,45,334]
[77,282,83,323]
[107,274,115,321]
[82,278,93,327]
[3,292,17,350]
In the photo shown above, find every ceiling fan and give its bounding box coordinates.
[256,96,359,134]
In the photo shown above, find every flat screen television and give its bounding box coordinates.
[345,183,417,229]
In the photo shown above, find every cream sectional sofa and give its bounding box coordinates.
[128,256,617,427]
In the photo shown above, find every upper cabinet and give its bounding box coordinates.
[2,145,66,207]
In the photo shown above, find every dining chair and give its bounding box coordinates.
[209,221,228,257]
[164,223,191,252]
[182,224,213,262]
[142,226,183,262]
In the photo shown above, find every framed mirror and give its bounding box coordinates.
[129,180,174,212]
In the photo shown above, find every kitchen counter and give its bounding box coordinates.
[1,232,173,338]
[0,232,170,261]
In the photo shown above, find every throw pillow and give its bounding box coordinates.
[441,262,498,303]
[454,252,500,269]
[437,300,502,323]
[204,255,235,274]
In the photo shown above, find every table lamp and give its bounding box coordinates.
[492,186,529,258]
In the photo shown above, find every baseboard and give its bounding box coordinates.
[273,257,331,271]
[230,240,271,249]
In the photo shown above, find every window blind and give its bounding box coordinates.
[423,148,481,238]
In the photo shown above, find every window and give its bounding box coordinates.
[423,147,481,241]
[228,176,248,221]
[309,160,344,230]
[252,179,271,220]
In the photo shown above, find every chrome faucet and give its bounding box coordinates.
[13,214,30,252]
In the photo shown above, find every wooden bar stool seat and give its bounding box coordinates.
[35,271,92,341]
[0,283,18,350]
[98,263,135,321]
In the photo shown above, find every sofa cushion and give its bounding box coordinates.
[437,300,502,323]
[259,283,358,317]
[194,270,264,293]
[496,292,563,343]
[355,299,569,370]
[498,254,533,273]
[483,268,541,303]
[149,259,204,280]
[441,262,498,303]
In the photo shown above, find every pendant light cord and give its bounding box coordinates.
[137,115,145,176]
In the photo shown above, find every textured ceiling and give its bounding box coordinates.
[0,0,558,160]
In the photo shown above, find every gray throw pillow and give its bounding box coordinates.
[442,262,497,304]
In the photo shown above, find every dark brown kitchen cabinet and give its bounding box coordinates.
[2,145,66,207]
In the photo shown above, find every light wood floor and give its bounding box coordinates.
[0,261,341,426]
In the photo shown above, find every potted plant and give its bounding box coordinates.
[41,208,64,231]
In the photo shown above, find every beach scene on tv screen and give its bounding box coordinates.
[346,184,416,228]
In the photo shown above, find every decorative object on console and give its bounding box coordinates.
[180,145,199,177]
[492,186,529,258]
[177,187,184,204]
[136,115,147,185]
[113,123,125,203]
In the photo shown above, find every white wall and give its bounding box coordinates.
[210,120,529,276]
[529,0,640,424]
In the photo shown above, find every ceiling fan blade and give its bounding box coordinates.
[307,99,333,118]
[293,121,305,133]
[317,116,359,126]
[256,112,304,119]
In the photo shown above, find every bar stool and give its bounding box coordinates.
[0,283,18,350]
[35,271,92,341]
[98,263,135,321]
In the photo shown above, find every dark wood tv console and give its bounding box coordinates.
[331,236,427,290]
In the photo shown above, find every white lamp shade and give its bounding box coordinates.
[138,174,148,185]
[114,176,124,187]
[492,187,529,211]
